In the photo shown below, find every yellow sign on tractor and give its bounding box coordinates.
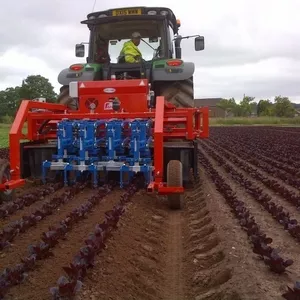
[112,8,142,16]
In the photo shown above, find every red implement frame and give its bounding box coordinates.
[0,79,209,195]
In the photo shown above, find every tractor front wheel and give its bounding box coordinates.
[0,159,16,203]
[58,86,77,110]
[160,78,194,108]
[167,160,183,210]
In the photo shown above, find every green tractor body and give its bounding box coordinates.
[57,6,204,109]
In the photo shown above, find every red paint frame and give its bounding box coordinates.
[0,79,209,195]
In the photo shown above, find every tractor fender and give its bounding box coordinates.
[152,61,195,82]
[57,68,95,86]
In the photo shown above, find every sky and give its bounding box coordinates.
[0,0,299,103]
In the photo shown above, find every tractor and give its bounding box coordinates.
[0,6,209,209]
[57,6,205,109]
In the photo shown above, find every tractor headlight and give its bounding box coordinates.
[147,10,157,15]
[160,10,168,15]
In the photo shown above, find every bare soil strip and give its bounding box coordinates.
[163,211,184,300]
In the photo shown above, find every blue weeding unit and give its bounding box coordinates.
[42,118,154,187]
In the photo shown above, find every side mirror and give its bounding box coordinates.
[75,44,85,57]
[195,36,204,51]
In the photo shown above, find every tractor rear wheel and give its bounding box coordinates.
[57,86,77,110]
[167,160,183,210]
[160,78,194,108]
[0,159,16,203]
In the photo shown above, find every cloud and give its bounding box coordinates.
[0,0,300,102]
[194,56,300,100]
[0,49,58,90]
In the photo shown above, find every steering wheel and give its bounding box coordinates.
[153,46,161,59]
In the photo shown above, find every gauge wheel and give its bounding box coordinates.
[167,160,183,209]
[0,159,16,203]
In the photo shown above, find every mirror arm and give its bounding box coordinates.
[173,34,200,41]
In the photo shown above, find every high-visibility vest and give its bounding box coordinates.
[119,40,142,63]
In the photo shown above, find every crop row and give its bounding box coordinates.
[223,127,300,148]
[0,149,9,160]
[231,136,300,174]
[210,135,300,181]
[0,182,64,218]
[211,128,300,166]
[197,150,293,275]
[0,182,88,251]
[211,131,300,175]
[200,142,300,243]
[268,127,300,133]
[204,140,300,209]
[282,281,300,299]
[49,181,139,299]
[0,181,116,299]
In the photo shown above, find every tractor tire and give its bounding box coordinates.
[167,160,183,210]
[0,159,16,203]
[57,86,77,110]
[160,78,194,108]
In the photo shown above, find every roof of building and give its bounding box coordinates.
[194,98,223,107]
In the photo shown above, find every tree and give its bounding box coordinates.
[19,75,57,102]
[217,98,237,116]
[0,87,21,117]
[239,95,256,117]
[0,74,57,120]
[250,101,258,115]
[257,99,273,116]
[273,96,295,117]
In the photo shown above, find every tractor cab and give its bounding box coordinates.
[74,7,204,81]
[57,6,205,109]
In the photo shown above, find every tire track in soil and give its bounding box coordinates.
[77,191,168,300]
[0,187,97,269]
[6,189,124,300]
[183,179,239,300]
[164,210,183,300]
[199,145,300,288]
[192,169,288,300]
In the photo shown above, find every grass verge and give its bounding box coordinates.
[209,116,300,126]
[0,124,11,148]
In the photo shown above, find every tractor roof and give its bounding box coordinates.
[82,6,180,34]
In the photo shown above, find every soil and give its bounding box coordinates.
[1,127,300,300]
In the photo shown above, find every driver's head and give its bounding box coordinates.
[131,32,141,46]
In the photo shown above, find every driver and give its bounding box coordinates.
[95,47,110,64]
[119,32,143,63]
